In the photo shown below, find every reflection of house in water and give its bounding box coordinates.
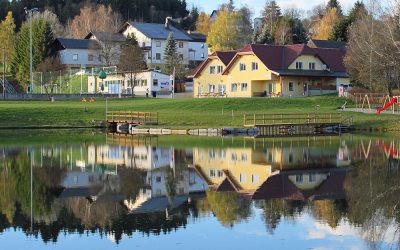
[193,143,350,200]
[59,171,122,202]
[124,166,207,214]
[88,144,174,169]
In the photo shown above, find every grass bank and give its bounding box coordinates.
[0,96,399,130]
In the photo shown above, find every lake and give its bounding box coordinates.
[0,130,399,250]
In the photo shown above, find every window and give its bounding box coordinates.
[241,83,248,91]
[289,82,294,91]
[72,54,78,61]
[141,79,147,86]
[156,176,162,182]
[288,153,294,163]
[231,153,237,161]
[239,173,246,183]
[296,62,303,69]
[295,174,303,183]
[156,41,161,47]
[309,62,316,70]
[201,53,205,58]
[231,83,238,92]
[153,79,158,86]
[309,173,316,182]
[156,53,161,60]
[241,153,247,162]
[201,43,205,48]
[217,170,223,178]
[88,54,94,61]
[179,54,183,61]
[239,63,246,71]
[209,66,216,74]
[208,84,215,93]
[251,62,258,71]
[217,66,223,74]
[251,174,259,184]
[178,42,184,48]
[210,169,215,177]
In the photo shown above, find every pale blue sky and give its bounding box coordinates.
[187,0,360,17]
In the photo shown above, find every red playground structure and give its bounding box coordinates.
[376,96,398,114]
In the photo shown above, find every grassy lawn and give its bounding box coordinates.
[0,96,399,130]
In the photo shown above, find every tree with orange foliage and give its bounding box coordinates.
[195,12,212,35]
[68,3,122,39]
[312,7,339,40]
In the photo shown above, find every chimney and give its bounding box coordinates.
[165,17,171,29]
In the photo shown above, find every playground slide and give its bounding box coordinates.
[376,97,398,114]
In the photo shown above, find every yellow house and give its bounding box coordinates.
[191,44,350,98]
[189,51,236,97]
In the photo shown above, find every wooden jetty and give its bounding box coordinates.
[106,111,158,132]
[244,113,351,137]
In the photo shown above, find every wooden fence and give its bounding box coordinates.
[244,113,342,127]
[106,111,158,125]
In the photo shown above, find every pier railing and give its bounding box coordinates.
[244,113,342,127]
[107,111,158,125]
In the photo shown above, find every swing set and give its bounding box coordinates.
[353,93,400,114]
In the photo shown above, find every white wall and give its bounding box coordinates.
[150,39,189,65]
[188,41,208,62]
[59,48,102,68]
[124,71,172,94]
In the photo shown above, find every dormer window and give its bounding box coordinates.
[309,62,316,70]
[217,66,223,74]
[296,62,303,70]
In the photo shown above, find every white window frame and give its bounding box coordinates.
[72,54,78,61]
[289,82,294,91]
[209,66,216,74]
[295,174,303,183]
[156,53,161,60]
[156,41,161,47]
[153,79,158,86]
[251,62,258,71]
[217,65,223,74]
[309,62,316,70]
[231,83,238,92]
[239,63,246,71]
[178,41,184,48]
[296,62,303,70]
[241,83,248,91]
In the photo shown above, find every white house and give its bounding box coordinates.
[186,31,208,65]
[88,69,172,95]
[53,38,103,69]
[119,20,198,66]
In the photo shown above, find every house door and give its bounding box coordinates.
[267,83,277,96]
[303,82,309,96]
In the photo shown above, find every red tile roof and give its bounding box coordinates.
[188,51,237,78]
[252,169,347,201]
[224,44,346,74]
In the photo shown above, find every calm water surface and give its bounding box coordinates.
[0,131,399,250]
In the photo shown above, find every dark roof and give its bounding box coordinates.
[187,32,207,42]
[252,169,347,201]
[130,195,188,214]
[308,39,347,50]
[226,44,347,73]
[54,38,101,50]
[84,31,126,42]
[122,21,192,41]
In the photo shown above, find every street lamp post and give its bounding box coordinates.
[2,47,5,100]
[25,8,38,94]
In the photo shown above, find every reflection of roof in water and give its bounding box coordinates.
[129,195,188,214]
[252,168,347,201]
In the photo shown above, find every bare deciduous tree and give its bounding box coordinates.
[68,3,122,39]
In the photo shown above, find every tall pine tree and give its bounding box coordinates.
[10,19,53,86]
[0,11,16,73]
[164,32,178,75]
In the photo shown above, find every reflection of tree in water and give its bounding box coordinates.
[164,166,177,204]
[206,191,251,227]
[118,167,146,201]
[255,199,306,234]
[311,200,347,228]
[345,157,400,249]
